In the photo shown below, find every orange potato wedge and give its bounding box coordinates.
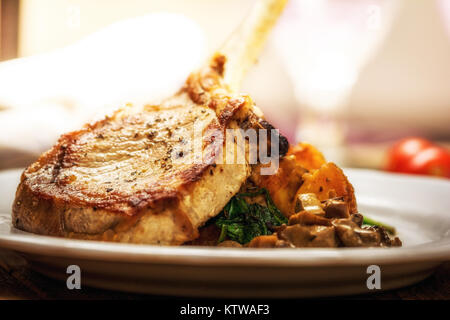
[251,155,307,217]
[287,142,326,171]
[296,162,358,214]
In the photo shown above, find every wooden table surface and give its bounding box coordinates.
[0,249,448,300]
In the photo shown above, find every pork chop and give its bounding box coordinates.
[12,0,290,244]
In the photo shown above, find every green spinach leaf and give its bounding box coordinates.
[215,188,287,244]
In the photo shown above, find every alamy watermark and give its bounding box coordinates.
[66,265,81,290]
[366,265,381,290]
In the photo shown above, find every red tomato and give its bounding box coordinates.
[386,137,432,172]
[386,137,450,178]
[403,146,450,178]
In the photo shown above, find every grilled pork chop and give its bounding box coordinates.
[13,0,289,244]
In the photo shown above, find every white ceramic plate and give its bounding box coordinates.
[0,168,449,298]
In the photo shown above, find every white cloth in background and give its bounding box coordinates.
[0,13,206,169]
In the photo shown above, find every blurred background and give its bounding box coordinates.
[0,0,449,174]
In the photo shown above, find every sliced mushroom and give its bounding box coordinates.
[288,210,331,226]
[322,198,350,219]
[332,218,402,247]
[247,235,292,248]
[332,219,379,247]
[350,213,364,227]
[278,224,338,248]
[294,193,324,215]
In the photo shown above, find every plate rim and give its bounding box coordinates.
[1,223,449,267]
[1,168,450,267]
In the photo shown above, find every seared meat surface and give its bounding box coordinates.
[13,54,284,244]
[13,0,291,244]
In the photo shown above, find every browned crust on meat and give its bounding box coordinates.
[12,134,246,244]
[12,54,256,244]
[18,129,182,216]
[16,55,248,216]
[13,178,199,244]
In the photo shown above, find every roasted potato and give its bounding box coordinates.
[247,235,291,248]
[287,142,326,171]
[288,210,331,226]
[252,143,357,217]
[251,155,307,217]
[296,162,357,214]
